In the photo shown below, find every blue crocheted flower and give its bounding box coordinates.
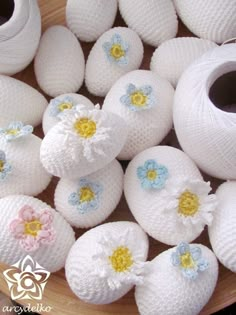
[0,150,12,181]
[0,121,33,142]
[171,242,209,280]
[68,178,103,214]
[120,83,155,111]
[103,33,129,65]
[49,96,75,117]
[137,159,168,190]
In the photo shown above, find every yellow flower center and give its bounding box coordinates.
[130,91,147,107]
[178,190,199,217]
[147,170,157,181]
[109,246,133,273]
[180,252,195,269]
[24,220,42,237]
[73,118,97,138]
[80,186,95,202]
[0,160,4,172]
[58,102,73,112]
[110,44,125,60]
[6,129,19,136]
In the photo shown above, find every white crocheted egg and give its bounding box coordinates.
[42,93,94,135]
[40,106,127,179]
[0,122,51,198]
[85,27,144,97]
[103,70,174,160]
[150,37,217,87]
[0,75,47,128]
[65,221,149,304]
[135,243,218,315]
[124,146,218,245]
[66,0,118,42]
[0,195,75,272]
[54,160,123,228]
[119,0,178,47]
[209,181,236,273]
[173,0,236,43]
[34,25,85,97]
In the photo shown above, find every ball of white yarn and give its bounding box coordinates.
[0,195,75,272]
[174,44,236,180]
[135,244,218,315]
[42,93,94,135]
[150,37,217,87]
[209,181,236,273]
[119,0,178,47]
[103,70,174,160]
[173,0,236,43]
[85,27,144,97]
[54,159,123,228]
[65,221,149,304]
[0,0,41,75]
[34,25,85,97]
[124,146,217,245]
[66,0,118,42]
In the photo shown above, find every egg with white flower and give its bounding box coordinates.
[85,27,144,97]
[65,221,149,304]
[40,106,128,179]
[42,93,94,135]
[0,122,51,198]
[124,146,217,245]
[0,195,75,272]
[135,243,218,315]
[103,70,174,160]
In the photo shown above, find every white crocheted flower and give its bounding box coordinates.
[92,228,147,290]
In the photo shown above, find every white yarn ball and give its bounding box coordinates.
[42,93,94,135]
[54,159,123,228]
[65,221,149,304]
[173,0,236,43]
[103,70,174,160]
[0,195,75,272]
[0,0,41,75]
[66,0,118,42]
[119,0,178,47]
[40,106,128,179]
[135,243,218,315]
[85,27,144,97]
[0,75,47,128]
[209,181,236,273]
[174,44,236,180]
[150,37,217,87]
[124,146,218,245]
[34,25,85,97]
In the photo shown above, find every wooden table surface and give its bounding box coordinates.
[0,1,236,314]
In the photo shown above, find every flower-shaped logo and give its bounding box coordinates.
[3,255,50,300]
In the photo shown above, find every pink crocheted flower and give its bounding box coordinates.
[9,205,56,252]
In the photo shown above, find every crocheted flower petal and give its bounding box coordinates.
[20,236,39,252]
[171,252,180,266]
[117,56,128,65]
[19,206,35,221]
[122,40,129,52]
[103,42,112,53]
[190,246,202,261]
[0,150,6,161]
[21,125,33,135]
[120,94,131,106]
[197,258,209,271]
[39,210,53,225]
[112,33,122,45]
[68,192,79,206]
[137,166,146,179]
[10,220,25,238]
[140,85,153,95]
[126,83,136,94]
[182,268,198,280]
[3,163,12,173]
[145,160,157,170]
[177,242,190,255]
[142,178,152,189]
[9,121,23,130]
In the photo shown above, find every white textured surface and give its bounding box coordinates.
[66,0,118,42]
[65,221,149,304]
[34,25,85,97]
[209,181,236,273]
[174,44,236,180]
[85,27,143,97]
[174,0,236,43]
[0,195,75,272]
[54,160,123,228]
[150,37,217,87]
[103,70,174,160]
[0,134,51,198]
[0,0,41,75]
[124,146,207,245]
[42,93,94,135]
[0,75,47,128]
[135,244,218,315]
[119,0,178,47]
